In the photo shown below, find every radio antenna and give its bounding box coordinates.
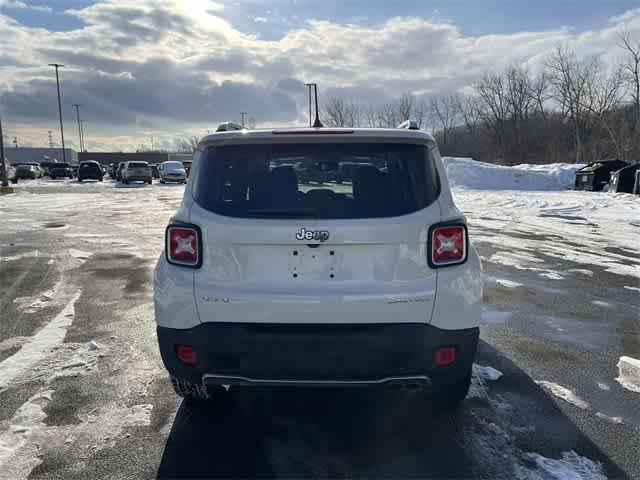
[312,83,323,128]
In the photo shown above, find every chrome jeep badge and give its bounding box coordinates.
[296,228,330,242]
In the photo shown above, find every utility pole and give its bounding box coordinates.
[150,136,154,151]
[0,112,9,190]
[240,112,247,127]
[80,120,86,151]
[48,130,53,148]
[304,83,313,127]
[72,104,83,152]
[48,63,66,163]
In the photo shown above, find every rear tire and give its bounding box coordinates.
[432,371,472,410]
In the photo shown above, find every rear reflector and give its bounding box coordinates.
[176,345,197,365]
[166,224,201,267]
[434,347,456,367]
[429,223,467,267]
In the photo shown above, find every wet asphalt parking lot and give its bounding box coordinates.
[0,179,638,479]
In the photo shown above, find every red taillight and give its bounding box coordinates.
[430,224,467,267]
[434,347,456,367]
[176,345,197,365]
[166,225,200,267]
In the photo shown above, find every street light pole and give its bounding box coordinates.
[72,104,83,152]
[48,63,66,163]
[80,120,86,152]
[0,113,9,189]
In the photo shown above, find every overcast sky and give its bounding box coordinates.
[1,0,639,152]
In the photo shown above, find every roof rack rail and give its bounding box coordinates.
[397,120,420,130]
[215,122,244,132]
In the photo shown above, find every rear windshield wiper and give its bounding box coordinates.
[245,208,319,218]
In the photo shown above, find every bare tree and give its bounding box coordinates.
[584,66,625,158]
[619,30,640,124]
[473,72,510,162]
[458,94,482,134]
[397,93,414,122]
[430,92,461,146]
[323,98,364,127]
[546,47,596,163]
[413,97,430,129]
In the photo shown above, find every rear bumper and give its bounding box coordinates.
[125,176,151,182]
[157,323,478,387]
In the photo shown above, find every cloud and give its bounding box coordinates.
[0,0,52,12]
[0,1,639,150]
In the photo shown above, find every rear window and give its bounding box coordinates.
[128,162,148,168]
[163,162,184,170]
[193,142,440,219]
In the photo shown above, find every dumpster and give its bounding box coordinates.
[574,159,628,191]
[633,167,640,195]
[610,163,639,193]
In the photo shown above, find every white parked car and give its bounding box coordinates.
[158,161,187,184]
[122,161,152,184]
[154,122,483,408]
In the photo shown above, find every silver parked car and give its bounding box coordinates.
[158,161,187,184]
[122,161,152,184]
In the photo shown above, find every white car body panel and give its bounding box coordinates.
[154,128,482,332]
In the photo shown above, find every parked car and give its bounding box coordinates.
[182,160,192,177]
[150,164,160,179]
[116,162,127,181]
[15,163,42,179]
[49,163,74,179]
[78,161,104,182]
[1,164,18,184]
[154,122,482,408]
[39,161,58,177]
[122,161,152,184]
[158,161,187,184]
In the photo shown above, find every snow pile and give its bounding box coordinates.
[517,451,606,480]
[615,356,640,393]
[468,364,503,399]
[443,157,583,191]
[536,381,589,409]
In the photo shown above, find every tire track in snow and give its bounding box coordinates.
[0,291,82,391]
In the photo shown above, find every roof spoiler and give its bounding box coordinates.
[397,120,420,130]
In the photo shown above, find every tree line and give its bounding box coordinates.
[321,38,640,165]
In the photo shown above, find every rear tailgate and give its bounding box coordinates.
[191,202,439,325]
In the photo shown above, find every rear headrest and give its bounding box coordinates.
[353,165,388,201]
[271,166,298,194]
[250,166,299,205]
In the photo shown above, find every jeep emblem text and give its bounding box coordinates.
[296,228,330,242]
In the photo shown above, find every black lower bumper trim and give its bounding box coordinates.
[156,323,479,386]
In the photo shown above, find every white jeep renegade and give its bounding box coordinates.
[154,123,483,407]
